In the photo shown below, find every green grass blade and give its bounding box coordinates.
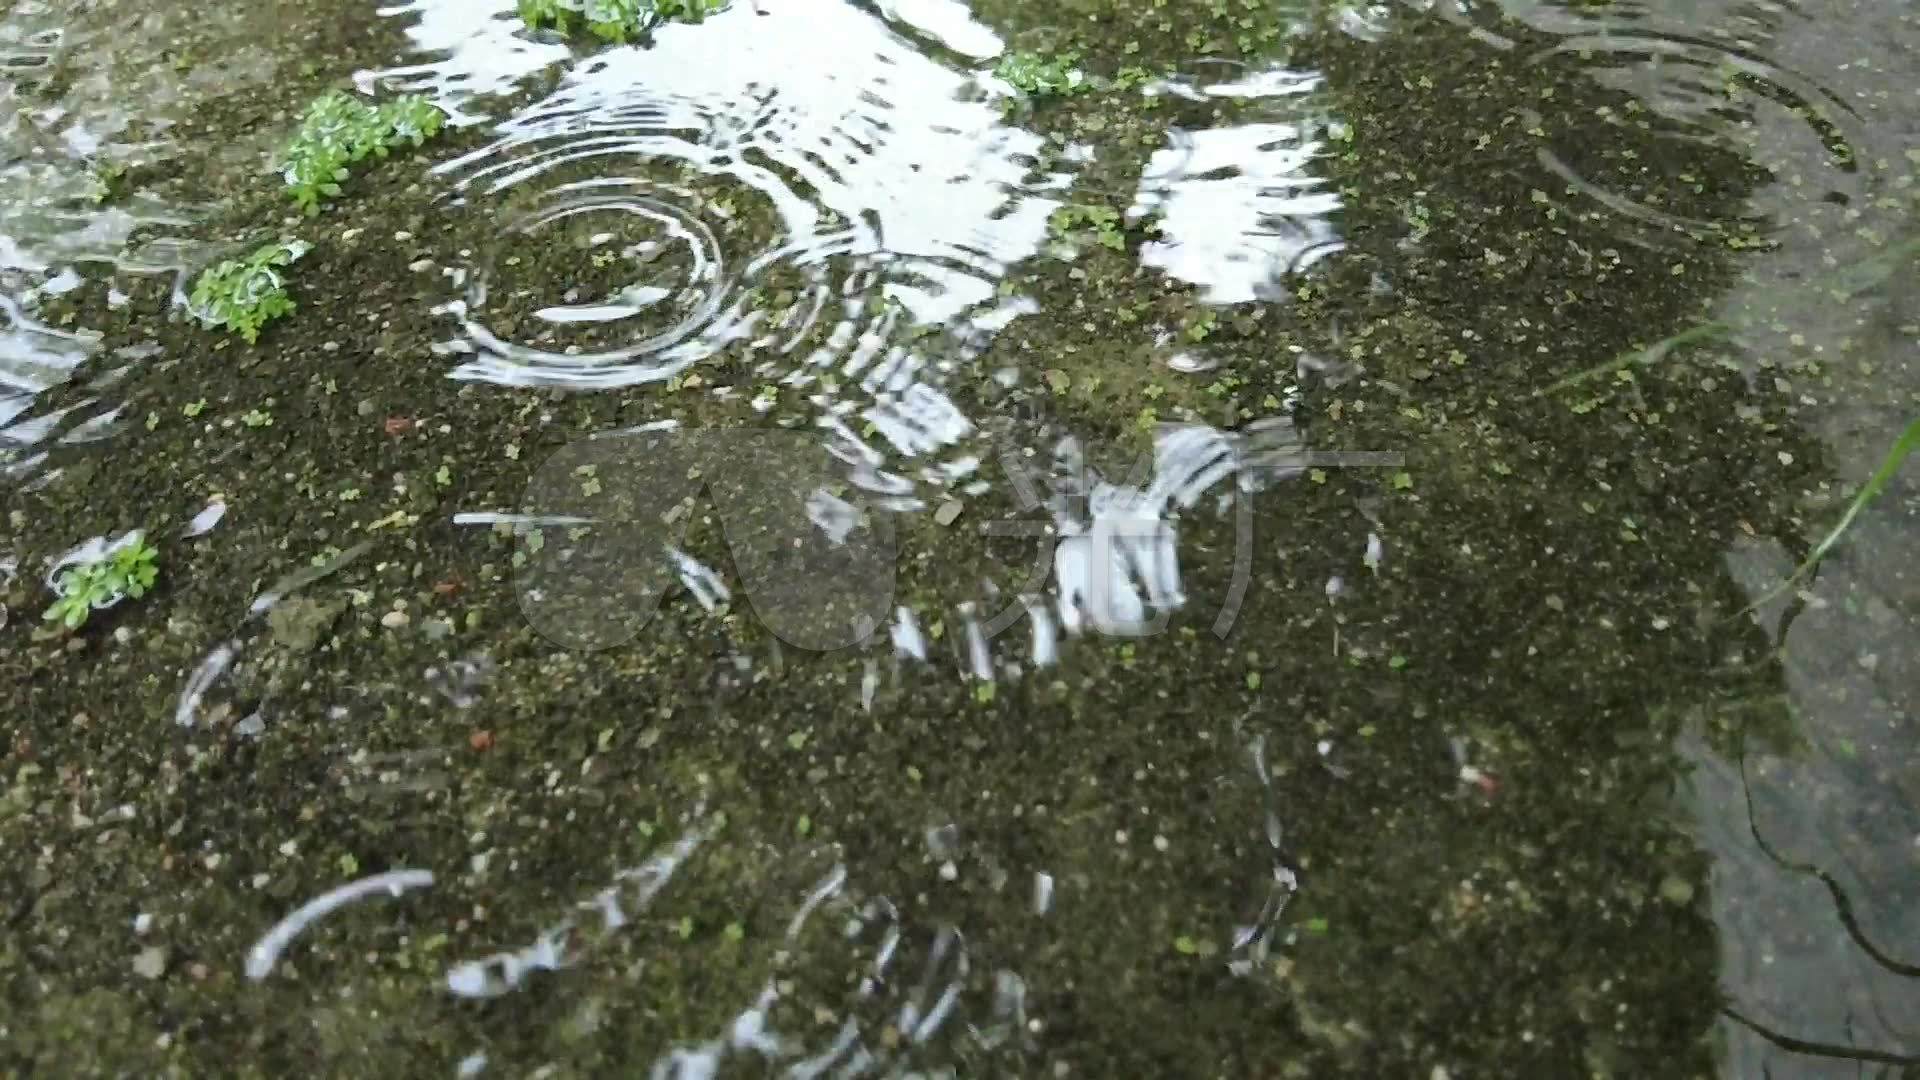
[1538,320,1732,396]
[1829,235,1920,300]
[1737,417,1920,617]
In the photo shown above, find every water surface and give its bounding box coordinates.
[1,0,1916,1075]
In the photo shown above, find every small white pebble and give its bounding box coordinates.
[1113,830,1128,845]
[278,839,298,856]
[132,945,168,980]
[394,230,414,242]
[133,913,153,935]
[938,860,958,881]
[380,610,410,629]
[1778,451,1794,466]
[1152,834,1169,852]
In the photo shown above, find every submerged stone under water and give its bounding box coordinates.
[0,0,1916,1075]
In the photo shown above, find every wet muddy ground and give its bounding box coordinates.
[2,0,1916,1075]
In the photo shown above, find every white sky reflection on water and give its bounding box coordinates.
[394,0,1071,516]
[427,0,1056,306]
[362,1,570,123]
[1130,65,1344,304]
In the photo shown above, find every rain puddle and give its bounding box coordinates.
[1,0,1916,1074]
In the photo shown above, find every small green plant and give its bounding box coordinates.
[1048,203,1126,253]
[280,91,444,213]
[644,0,727,27]
[82,159,129,205]
[518,0,727,41]
[518,0,573,32]
[993,51,1090,97]
[43,532,160,630]
[188,239,309,343]
[1182,308,1218,343]
[585,0,649,40]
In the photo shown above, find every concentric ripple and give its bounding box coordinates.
[428,0,1068,473]
[434,179,731,387]
[1400,0,1873,250]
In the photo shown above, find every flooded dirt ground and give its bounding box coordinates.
[2,0,1916,1075]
